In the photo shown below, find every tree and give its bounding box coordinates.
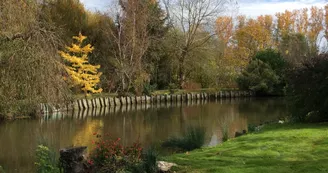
[0,0,69,118]
[287,54,328,122]
[279,33,309,66]
[165,0,233,87]
[109,0,151,94]
[234,18,272,60]
[216,16,233,45]
[59,33,103,95]
[237,49,287,96]
[276,10,296,37]
[308,6,324,55]
[143,0,170,90]
[41,0,88,40]
[237,59,280,96]
[294,8,308,34]
[84,12,117,92]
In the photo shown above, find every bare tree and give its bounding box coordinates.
[108,0,150,94]
[164,0,234,87]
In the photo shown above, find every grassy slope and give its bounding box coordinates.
[165,123,328,173]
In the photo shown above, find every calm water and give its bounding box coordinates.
[0,98,288,173]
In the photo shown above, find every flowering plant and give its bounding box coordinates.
[88,133,143,172]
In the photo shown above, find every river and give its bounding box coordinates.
[0,97,288,172]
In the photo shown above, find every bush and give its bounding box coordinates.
[88,134,143,173]
[162,126,206,151]
[248,124,257,133]
[287,54,328,122]
[237,59,281,95]
[237,49,287,96]
[0,165,4,173]
[129,147,159,173]
[35,145,60,173]
[254,49,287,75]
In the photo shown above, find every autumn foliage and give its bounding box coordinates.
[59,33,103,95]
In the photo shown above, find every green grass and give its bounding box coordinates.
[164,123,328,173]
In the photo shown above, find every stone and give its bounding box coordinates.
[59,146,88,173]
[157,161,177,172]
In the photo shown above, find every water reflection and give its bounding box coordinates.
[0,98,288,173]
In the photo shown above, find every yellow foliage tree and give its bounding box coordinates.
[59,33,103,95]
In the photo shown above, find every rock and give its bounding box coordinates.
[157,161,177,172]
[59,146,88,173]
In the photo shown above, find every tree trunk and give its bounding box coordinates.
[178,50,187,88]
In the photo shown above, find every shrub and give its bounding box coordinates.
[162,126,206,151]
[88,134,143,173]
[237,59,281,96]
[35,145,59,173]
[0,165,4,173]
[129,147,159,173]
[287,54,328,122]
[248,124,257,133]
[237,49,287,96]
[254,49,287,75]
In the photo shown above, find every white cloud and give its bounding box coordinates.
[80,0,110,12]
[239,0,327,18]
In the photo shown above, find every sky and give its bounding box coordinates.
[238,0,327,17]
[80,0,327,17]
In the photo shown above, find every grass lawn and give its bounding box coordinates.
[164,123,328,173]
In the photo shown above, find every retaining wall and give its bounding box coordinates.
[40,90,255,113]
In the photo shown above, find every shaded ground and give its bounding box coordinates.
[164,123,328,173]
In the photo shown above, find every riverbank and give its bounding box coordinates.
[40,89,254,115]
[164,123,328,173]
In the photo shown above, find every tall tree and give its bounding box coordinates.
[216,16,233,45]
[109,0,151,94]
[143,0,171,90]
[165,0,232,87]
[294,8,308,34]
[308,6,324,55]
[276,10,296,37]
[0,0,69,117]
[234,19,272,58]
[41,0,88,40]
